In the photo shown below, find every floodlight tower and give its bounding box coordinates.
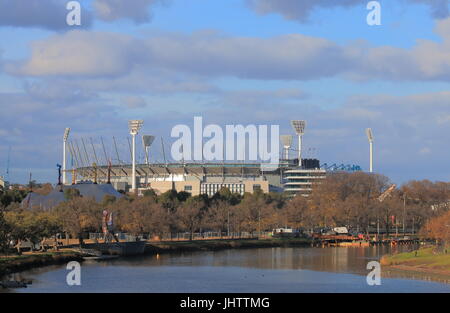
[129,120,144,192]
[366,128,374,173]
[63,128,70,185]
[291,120,306,167]
[280,135,293,161]
[142,135,155,165]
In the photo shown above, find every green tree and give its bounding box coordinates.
[0,211,11,254]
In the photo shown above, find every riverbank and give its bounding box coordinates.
[381,246,450,283]
[145,237,312,254]
[1,238,311,277]
[0,250,83,278]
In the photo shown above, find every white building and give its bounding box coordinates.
[283,168,327,197]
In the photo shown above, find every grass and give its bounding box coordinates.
[0,250,83,277]
[381,246,450,272]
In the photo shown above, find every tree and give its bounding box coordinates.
[211,187,242,205]
[205,200,230,236]
[120,196,154,235]
[33,183,53,195]
[102,194,117,207]
[143,189,157,199]
[420,210,450,247]
[308,171,390,231]
[237,191,272,234]
[4,208,61,253]
[0,211,11,254]
[176,196,206,240]
[284,195,310,229]
[0,189,28,209]
[54,196,101,246]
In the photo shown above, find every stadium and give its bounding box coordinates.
[64,121,362,197]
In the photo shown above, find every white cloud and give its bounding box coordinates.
[93,0,169,24]
[10,31,145,77]
[246,0,361,22]
[122,95,147,108]
[9,18,450,82]
[247,0,450,22]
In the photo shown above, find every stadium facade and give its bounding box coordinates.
[72,158,327,197]
[65,120,362,197]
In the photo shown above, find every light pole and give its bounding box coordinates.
[366,128,373,173]
[291,120,306,167]
[129,120,144,193]
[142,135,155,165]
[258,208,261,239]
[403,193,406,235]
[227,210,230,238]
[280,135,293,161]
[63,128,70,185]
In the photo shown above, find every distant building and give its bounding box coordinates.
[21,183,124,210]
[0,176,4,190]
[63,119,365,197]
[76,163,276,197]
[73,159,328,197]
[283,168,327,197]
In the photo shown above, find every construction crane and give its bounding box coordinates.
[378,184,396,202]
[373,184,396,238]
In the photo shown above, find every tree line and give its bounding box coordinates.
[1,171,450,253]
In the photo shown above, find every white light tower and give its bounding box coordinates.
[280,135,293,161]
[291,120,306,167]
[129,120,144,192]
[142,135,155,165]
[366,128,374,173]
[63,128,70,185]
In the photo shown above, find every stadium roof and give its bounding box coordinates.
[75,162,285,179]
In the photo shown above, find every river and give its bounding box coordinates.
[4,245,450,293]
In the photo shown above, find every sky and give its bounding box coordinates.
[1,0,450,185]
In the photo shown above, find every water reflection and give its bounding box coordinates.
[5,245,449,293]
[110,245,416,276]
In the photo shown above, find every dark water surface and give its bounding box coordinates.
[6,246,450,293]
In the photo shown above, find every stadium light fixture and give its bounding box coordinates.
[63,128,70,185]
[291,120,306,167]
[366,128,374,173]
[129,120,144,192]
[142,135,155,165]
[280,135,293,161]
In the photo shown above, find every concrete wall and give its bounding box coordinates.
[149,180,202,196]
[144,179,268,196]
[174,181,201,196]
[244,180,269,193]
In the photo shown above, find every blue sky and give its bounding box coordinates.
[1,0,450,185]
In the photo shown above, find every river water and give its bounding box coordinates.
[5,246,450,293]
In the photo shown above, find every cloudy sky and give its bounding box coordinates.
[1,0,450,184]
